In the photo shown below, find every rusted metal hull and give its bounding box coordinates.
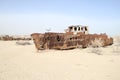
[31,32,113,50]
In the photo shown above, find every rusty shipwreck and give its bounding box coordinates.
[31,25,113,50]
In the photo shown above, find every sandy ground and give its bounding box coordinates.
[0,39,120,80]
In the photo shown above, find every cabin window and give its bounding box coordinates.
[74,27,77,31]
[85,27,87,31]
[81,27,83,30]
[69,27,73,30]
[78,27,80,31]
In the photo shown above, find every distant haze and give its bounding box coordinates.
[0,0,120,36]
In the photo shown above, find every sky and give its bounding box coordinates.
[0,0,120,36]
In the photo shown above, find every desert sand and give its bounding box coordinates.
[0,37,120,80]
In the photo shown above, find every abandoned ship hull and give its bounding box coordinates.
[31,32,113,50]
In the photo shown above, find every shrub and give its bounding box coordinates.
[90,48,102,55]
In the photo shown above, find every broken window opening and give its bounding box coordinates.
[70,37,72,40]
[69,27,73,32]
[78,27,80,31]
[57,36,60,41]
[81,27,83,30]
[74,27,77,31]
[85,27,87,31]
[69,27,73,30]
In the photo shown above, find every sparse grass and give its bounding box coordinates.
[16,41,31,46]
[89,47,102,55]
[87,38,103,55]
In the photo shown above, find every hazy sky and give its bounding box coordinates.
[0,0,120,36]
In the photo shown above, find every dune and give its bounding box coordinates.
[0,37,120,80]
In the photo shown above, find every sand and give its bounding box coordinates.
[0,39,120,80]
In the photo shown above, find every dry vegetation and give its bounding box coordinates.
[16,40,32,46]
[87,38,104,55]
